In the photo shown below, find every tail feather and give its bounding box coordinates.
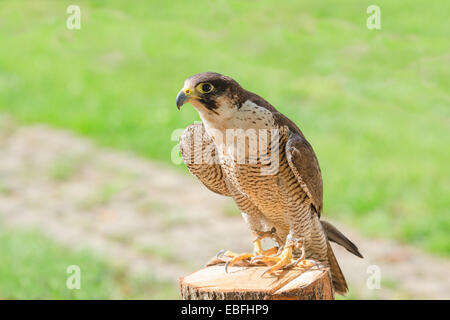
[321,220,363,258]
[327,241,348,295]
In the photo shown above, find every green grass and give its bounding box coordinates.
[0,0,448,257]
[0,227,177,299]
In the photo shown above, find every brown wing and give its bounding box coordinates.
[285,132,323,215]
[243,90,323,214]
[179,123,231,197]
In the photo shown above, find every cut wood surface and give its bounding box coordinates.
[179,264,334,300]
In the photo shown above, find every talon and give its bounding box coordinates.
[261,267,271,277]
[280,243,318,271]
[261,252,292,276]
[285,243,306,268]
[258,237,321,276]
[224,253,253,272]
[215,229,284,273]
[283,256,305,270]
[213,235,319,276]
[225,260,231,273]
[216,249,226,259]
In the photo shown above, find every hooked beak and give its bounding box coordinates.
[176,88,196,110]
[176,90,188,110]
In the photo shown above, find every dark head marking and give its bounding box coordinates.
[180,72,246,112]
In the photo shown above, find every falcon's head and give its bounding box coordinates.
[176,72,245,117]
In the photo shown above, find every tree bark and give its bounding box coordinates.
[179,264,334,300]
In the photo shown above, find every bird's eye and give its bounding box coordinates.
[197,83,214,93]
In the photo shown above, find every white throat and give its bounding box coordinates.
[199,99,274,133]
[195,99,276,156]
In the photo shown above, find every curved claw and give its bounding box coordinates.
[283,244,306,269]
[261,266,273,277]
[224,253,254,273]
[216,249,226,259]
[260,254,291,277]
[225,260,236,273]
[283,257,302,270]
[249,255,263,264]
[225,260,231,273]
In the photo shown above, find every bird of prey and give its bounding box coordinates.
[176,72,362,295]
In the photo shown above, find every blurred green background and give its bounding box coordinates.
[0,0,448,299]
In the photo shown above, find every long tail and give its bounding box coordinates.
[321,220,363,258]
[326,241,348,295]
[320,220,363,295]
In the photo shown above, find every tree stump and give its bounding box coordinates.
[179,263,334,300]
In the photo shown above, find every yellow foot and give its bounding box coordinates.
[216,246,280,272]
[253,238,318,277]
[221,251,254,273]
[215,229,281,272]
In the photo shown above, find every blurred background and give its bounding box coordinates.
[0,0,448,299]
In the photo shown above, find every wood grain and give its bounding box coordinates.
[179,264,334,300]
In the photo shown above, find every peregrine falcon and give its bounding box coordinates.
[176,72,363,295]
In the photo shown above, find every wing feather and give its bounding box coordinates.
[179,123,231,197]
[285,132,323,215]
